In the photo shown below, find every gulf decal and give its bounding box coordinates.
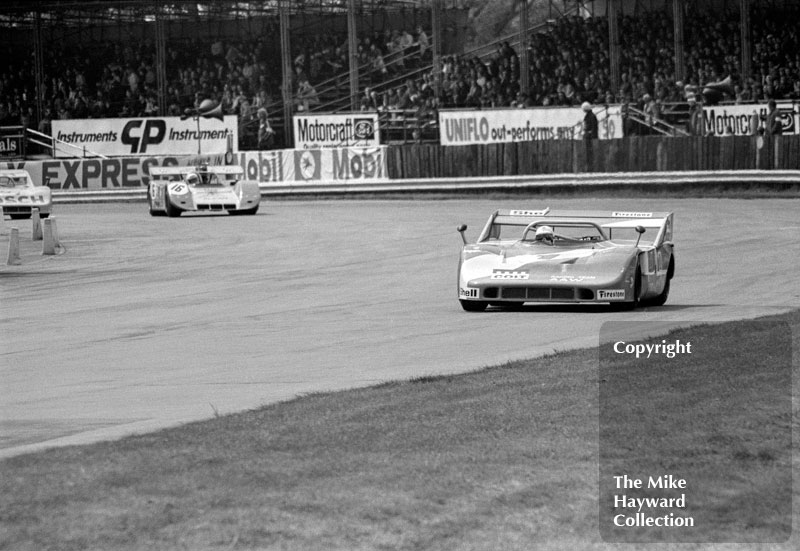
[439,106,623,146]
[51,116,239,157]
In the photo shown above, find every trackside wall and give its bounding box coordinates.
[5,135,800,192]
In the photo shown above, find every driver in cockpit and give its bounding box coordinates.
[533,225,555,245]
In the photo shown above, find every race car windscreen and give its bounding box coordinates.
[0,176,29,188]
[483,222,606,243]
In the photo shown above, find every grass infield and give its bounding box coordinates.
[1,310,797,551]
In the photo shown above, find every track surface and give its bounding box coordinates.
[2,198,799,457]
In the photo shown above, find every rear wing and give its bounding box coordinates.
[148,166,244,177]
[483,208,674,246]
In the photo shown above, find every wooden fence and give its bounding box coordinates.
[387,135,800,179]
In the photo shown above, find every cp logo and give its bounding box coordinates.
[121,120,167,154]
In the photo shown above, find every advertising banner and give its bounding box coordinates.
[438,106,623,146]
[15,146,388,190]
[51,115,239,158]
[0,135,24,159]
[293,113,380,149]
[701,102,799,136]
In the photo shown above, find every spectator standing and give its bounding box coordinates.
[582,101,598,139]
[256,107,275,150]
[765,99,783,135]
[686,93,704,136]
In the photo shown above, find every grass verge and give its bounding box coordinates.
[1,311,798,551]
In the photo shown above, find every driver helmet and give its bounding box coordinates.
[534,225,554,242]
[186,173,199,185]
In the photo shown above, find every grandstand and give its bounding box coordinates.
[1,0,799,156]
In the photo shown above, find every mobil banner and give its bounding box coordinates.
[439,106,623,146]
[51,115,239,158]
[227,148,388,185]
[17,147,388,190]
[702,102,799,136]
[293,113,380,148]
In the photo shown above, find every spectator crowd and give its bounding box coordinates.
[1,3,799,147]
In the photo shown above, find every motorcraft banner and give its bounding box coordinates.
[438,106,623,146]
[51,115,239,158]
[293,113,380,148]
[16,147,388,190]
[701,102,799,136]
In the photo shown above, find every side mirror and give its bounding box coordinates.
[457,224,468,244]
[635,225,646,246]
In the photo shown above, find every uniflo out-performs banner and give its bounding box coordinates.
[701,102,799,136]
[293,113,380,148]
[51,115,239,158]
[438,106,623,146]
[11,147,388,190]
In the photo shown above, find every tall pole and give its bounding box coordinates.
[34,11,45,125]
[347,0,359,112]
[519,0,529,95]
[279,0,293,146]
[673,0,685,84]
[608,0,620,96]
[431,0,442,99]
[740,0,751,83]
[155,13,167,116]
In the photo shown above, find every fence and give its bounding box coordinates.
[386,135,800,179]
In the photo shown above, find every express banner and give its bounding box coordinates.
[16,147,388,190]
[51,116,239,158]
[293,113,380,149]
[701,102,799,136]
[438,106,623,146]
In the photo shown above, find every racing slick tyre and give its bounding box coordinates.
[611,265,642,311]
[164,198,182,218]
[460,299,488,312]
[644,258,673,307]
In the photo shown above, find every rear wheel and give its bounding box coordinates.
[460,300,488,312]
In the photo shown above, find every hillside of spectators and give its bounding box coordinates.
[2,4,800,146]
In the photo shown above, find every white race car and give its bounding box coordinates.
[147,165,261,217]
[0,169,52,220]
[457,208,675,311]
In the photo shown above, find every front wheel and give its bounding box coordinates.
[611,265,642,311]
[165,197,182,218]
[460,300,488,312]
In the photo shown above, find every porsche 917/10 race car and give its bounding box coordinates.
[147,165,261,217]
[457,208,675,311]
[0,169,52,220]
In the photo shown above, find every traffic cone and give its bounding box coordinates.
[6,227,21,265]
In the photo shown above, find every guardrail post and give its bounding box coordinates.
[6,227,21,265]
[42,217,59,255]
[32,210,43,240]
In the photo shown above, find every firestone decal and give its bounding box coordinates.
[612,211,653,218]
[598,289,626,300]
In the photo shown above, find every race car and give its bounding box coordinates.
[457,208,675,311]
[0,169,52,220]
[147,165,261,217]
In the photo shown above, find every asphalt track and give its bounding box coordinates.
[1,197,799,458]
